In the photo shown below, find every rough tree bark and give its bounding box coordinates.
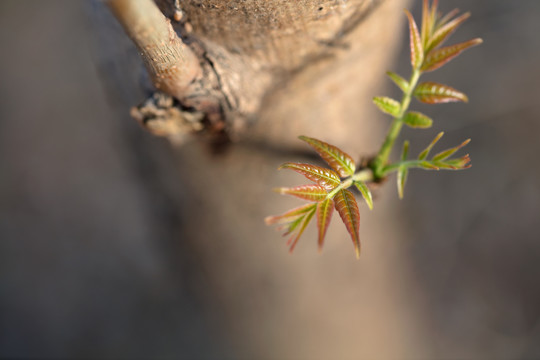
[103,0,428,358]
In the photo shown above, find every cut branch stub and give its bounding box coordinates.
[107,0,201,99]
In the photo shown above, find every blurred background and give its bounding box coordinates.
[1,0,539,359]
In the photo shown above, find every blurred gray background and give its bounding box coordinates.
[1,0,539,359]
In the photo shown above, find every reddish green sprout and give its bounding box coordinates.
[266,0,481,258]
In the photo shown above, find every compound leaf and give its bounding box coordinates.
[414,82,468,103]
[299,136,356,177]
[316,198,334,251]
[334,189,361,258]
[279,162,341,190]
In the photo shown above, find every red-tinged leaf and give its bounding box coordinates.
[280,214,306,236]
[386,71,409,92]
[437,8,460,29]
[421,0,431,47]
[427,12,470,52]
[316,198,334,251]
[397,166,408,199]
[265,203,317,225]
[432,139,471,161]
[414,82,468,104]
[430,0,439,27]
[299,136,356,177]
[403,111,433,128]
[418,132,444,160]
[373,96,401,117]
[334,189,361,258]
[275,184,327,202]
[288,206,316,253]
[354,181,373,210]
[405,9,424,69]
[279,162,341,190]
[422,38,483,72]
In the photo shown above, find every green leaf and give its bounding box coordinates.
[405,9,424,69]
[427,12,470,52]
[401,140,410,161]
[420,161,440,170]
[421,0,432,47]
[386,71,409,93]
[279,162,341,190]
[444,154,472,169]
[403,111,433,128]
[281,214,306,236]
[432,139,471,161]
[397,140,409,199]
[265,203,317,225]
[287,206,316,253]
[414,82,468,104]
[432,161,457,170]
[316,198,334,251]
[373,96,401,117]
[397,167,408,199]
[334,189,361,258]
[418,132,444,160]
[429,0,439,30]
[354,181,373,210]
[436,8,460,29]
[299,136,356,177]
[274,184,327,202]
[422,38,483,72]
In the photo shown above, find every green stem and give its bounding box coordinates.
[382,160,434,173]
[372,68,422,179]
[326,168,373,199]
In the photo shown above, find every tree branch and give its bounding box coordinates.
[107,0,201,100]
